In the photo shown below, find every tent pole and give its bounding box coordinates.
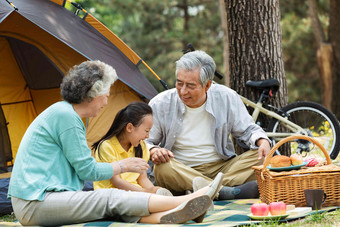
[141,60,169,90]
[65,0,88,15]
[64,0,168,90]
[5,0,18,10]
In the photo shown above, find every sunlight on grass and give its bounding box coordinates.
[0,213,16,222]
[243,209,340,226]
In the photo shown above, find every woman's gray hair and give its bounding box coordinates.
[175,50,216,86]
[61,60,118,104]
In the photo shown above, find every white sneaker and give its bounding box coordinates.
[192,172,223,213]
[206,172,223,199]
[185,190,192,195]
[193,177,210,193]
[193,172,223,200]
[159,195,211,224]
[156,188,173,196]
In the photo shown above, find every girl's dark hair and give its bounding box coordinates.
[92,101,153,160]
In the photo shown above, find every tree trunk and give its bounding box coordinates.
[177,0,190,47]
[219,0,231,87]
[317,44,333,110]
[224,0,287,154]
[330,0,340,120]
[308,0,325,45]
[308,0,333,110]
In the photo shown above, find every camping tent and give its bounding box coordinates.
[0,0,159,169]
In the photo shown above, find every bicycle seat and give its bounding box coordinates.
[245,79,280,91]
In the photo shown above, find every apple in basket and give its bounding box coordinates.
[290,154,304,166]
[251,203,269,216]
[304,157,319,167]
[269,201,287,215]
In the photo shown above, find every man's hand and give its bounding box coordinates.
[150,147,174,165]
[256,138,271,161]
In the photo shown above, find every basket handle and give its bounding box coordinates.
[261,135,332,180]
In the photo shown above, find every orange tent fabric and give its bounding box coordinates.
[0,0,158,167]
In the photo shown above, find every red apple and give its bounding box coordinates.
[304,157,319,167]
[251,203,269,216]
[269,201,286,215]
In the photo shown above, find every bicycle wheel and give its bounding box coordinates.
[267,101,340,159]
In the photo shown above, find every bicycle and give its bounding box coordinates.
[238,78,340,159]
[178,44,340,159]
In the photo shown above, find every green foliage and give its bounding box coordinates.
[280,0,329,103]
[73,0,223,92]
[71,0,330,105]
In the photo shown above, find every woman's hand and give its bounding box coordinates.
[120,157,149,173]
[111,157,149,175]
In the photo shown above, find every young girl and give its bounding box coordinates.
[92,101,172,196]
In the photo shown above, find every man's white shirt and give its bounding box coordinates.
[172,102,220,167]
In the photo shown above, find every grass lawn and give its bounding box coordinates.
[0,213,16,222]
[246,209,340,226]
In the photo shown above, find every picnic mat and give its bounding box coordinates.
[1,199,339,226]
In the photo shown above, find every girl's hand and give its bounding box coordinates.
[116,157,149,174]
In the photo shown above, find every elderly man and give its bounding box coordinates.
[146,50,271,200]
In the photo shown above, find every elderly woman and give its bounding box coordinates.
[8,60,222,226]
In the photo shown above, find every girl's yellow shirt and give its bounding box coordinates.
[93,136,149,190]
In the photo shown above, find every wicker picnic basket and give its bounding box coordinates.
[252,135,340,207]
